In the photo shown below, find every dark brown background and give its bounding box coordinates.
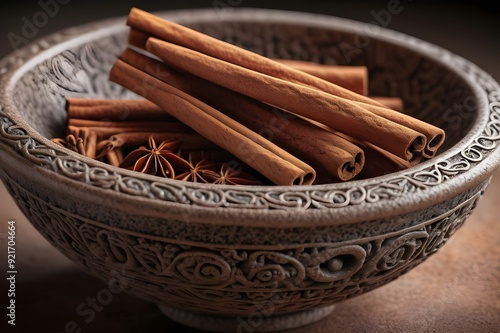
[1,1,499,332]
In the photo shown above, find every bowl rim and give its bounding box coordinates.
[0,8,499,226]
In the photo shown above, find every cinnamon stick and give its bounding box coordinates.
[127,11,444,158]
[67,121,192,140]
[128,28,149,49]
[225,109,365,182]
[66,97,171,121]
[356,145,412,179]
[119,48,365,181]
[274,60,405,112]
[306,119,417,178]
[350,100,444,158]
[269,57,446,156]
[85,130,98,159]
[145,38,426,162]
[67,118,193,140]
[106,148,123,167]
[272,59,442,157]
[125,10,384,107]
[279,59,440,156]
[369,97,404,112]
[109,59,316,185]
[68,118,178,129]
[96,131,219,158]
[51,137,67,148]
[63,127,98,159]
[65,134,85,155]
[275,59,368,96]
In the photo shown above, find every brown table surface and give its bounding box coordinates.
[1,2,499,332]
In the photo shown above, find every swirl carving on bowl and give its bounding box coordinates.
[2,173,485,314]
[0,89,498,210]
[0,14,500,210]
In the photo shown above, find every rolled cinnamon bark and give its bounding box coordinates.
[273,57,442,157]
[68,119,177,129]
[66,97,171,121]
[335,132,416,178]
[67,121,192,140]
[145,38,426,162]
[126,10,384,107]
[224,109,365,182]
[65,134,85,155]
[67,119,193,142]
[267,59,444,156]
[51,137,67,149]
[274,59,368,96]
[85,130,98,159]
[356,145,412,179]
[370,97,404,112]
[109,59,316,185]
[119,48,365,182]
[128,27,149,49]
[351,100,445,158]
[127,10,444,158]
[63,127,98,159]
[96,131,219,158]
[106,149,123,167]
[273,60,405,112]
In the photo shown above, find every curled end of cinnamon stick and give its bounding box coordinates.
[338,150,365,181]
[96,138,120,159]
[51,137,67,148]
[423,131,446,158]
[299,170,316,186]
[406,134,426,162]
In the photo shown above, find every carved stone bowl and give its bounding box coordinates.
[0,9,499,332]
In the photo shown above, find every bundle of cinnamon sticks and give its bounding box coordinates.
[52,8,445,186]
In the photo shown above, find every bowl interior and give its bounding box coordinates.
[10,17,476,158]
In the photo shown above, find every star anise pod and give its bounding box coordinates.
[119,135,184,178]
[213,163,262,185]
[174,152,221,183]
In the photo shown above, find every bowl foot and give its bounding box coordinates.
[157,304,336,332]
